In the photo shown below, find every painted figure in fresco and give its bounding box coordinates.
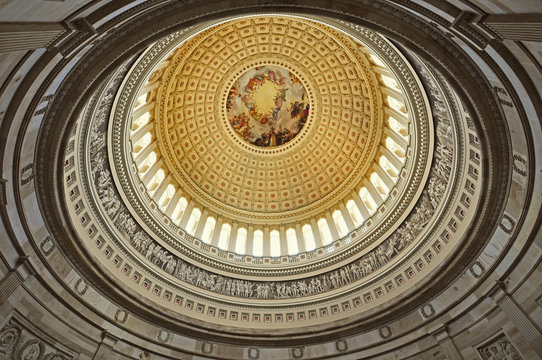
[226,65,309,147]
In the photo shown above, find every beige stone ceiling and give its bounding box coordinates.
[153,16,384,222]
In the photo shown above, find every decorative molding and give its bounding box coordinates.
[432,326,463,360]
[247,348,260,359]
[499,214,516,235]
[114,309,128,324]
[379,326,392,339]
[107,15,433,272]
[0,317,75,359]
[92,331,118,360]
[290,346,304,359]
[477,333,523,360]
[20,163,34,186]
[420,303,436,319]
[156,329,170,344]
[74,278,89,296]
[469,260,485,279]
[0,256,34,306]
[201,342,214,354]
[0,22,66,53]
[335,339,348,352]
[0,178,7,205]
[483,13,542,42]
[39,235,56,256]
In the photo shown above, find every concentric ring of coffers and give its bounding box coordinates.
[110,15,432,272]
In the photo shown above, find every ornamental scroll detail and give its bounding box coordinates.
[477,334,523,360]
[81,51,455,300]
[0,317,74,360]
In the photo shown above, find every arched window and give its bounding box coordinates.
[386,137,405,158]
[347,200,363,226]
[132,106,150,130]
[253,229,263,257]
[235,227,247,255]
[185,207,201,235]
[133,132,152,153]
[218,223,231,250]
[201,216,216,243]
[158,184,175,209]
[370,172,388,196]
[318,218,333,245]
[333,210,349,237]
[286,228,298,255]
[359,187,377,214]
[302,224,316,251]
[138,151,156,173]
[148,168,164,192]
[369,54,386,67]
[387,116,408,137]
[387,96,406,114]
[172,197,188,224]
[380,155,399,178]
[381,75,399,90]
[136,93,149,108]
[270,230,280,257]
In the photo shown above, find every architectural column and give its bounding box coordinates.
[432,326,464,360]
[164,190,182,217]
[325,211,340,240]
[0,256,34,306]
[338,202,355,232]
[228,222,238,252]
[92,330,118,360]
[131,122,153,143]
[483,14,542,42]
[0,22,66,53]
[385,106,409,126]
[279,226,287,256]
[381,147,404,170]
[373,164,395,190]
[211,216,223,247]
[141,159,163,186]
[295,224,306,253]
[133,101,154,119]
[310,218,324,248]
[178,200,195,229]
[352,191,371,220]
[372,65,393,77]
[246,225,254,255]
[384,127,408,150]
[194,210,209,239]
[139,80,160,95]
[134,142,157,167]
[263,227,270,257]
[381,86,404,102]
[489,281,542,357]
[151,175,171,203]
[363,179,383,207]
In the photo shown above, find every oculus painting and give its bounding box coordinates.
[226,65,309,147]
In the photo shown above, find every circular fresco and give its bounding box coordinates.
[226,65,309,147]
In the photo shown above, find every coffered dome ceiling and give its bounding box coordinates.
[3,1,540,359]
